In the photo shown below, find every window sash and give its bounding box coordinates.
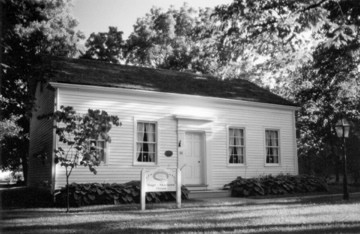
[89,140,106,163]
[265,130,279,164]
[136,122,157,163]
[228,128,245,164]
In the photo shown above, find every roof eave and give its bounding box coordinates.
[49,82,300,111]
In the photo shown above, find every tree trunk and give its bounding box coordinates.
[22,155,28,184]
[66,173,69,212]
[21,138,29,184]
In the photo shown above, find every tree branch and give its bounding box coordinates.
[247,19,277,29]
[301,0,329,12]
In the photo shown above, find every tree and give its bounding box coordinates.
[40,106,121,212]
[213,0,360,85]
[1,0,84,179]
[126,5,207,70]
[81,26,124,63]
[125,4,247,80]
[294,43,360,177]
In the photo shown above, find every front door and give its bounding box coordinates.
[183,132,204,185]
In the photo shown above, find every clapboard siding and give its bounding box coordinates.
[28,84,55,188]
[53,85,297,189]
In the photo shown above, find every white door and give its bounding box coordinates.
[183,132,205,185]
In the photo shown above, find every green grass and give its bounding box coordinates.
[1,194,360,234]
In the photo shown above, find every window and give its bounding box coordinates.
[136,121,157,163]
[89,139,106,163]
[265,130,280,164]
[228,128,245,164]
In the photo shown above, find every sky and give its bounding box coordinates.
[72,0,233,40]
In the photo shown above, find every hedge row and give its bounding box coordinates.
[55,181,189,207]
[225,174,328,197]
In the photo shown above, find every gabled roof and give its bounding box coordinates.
[44,56,297,107]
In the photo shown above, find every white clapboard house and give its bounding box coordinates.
[28,57,299,191]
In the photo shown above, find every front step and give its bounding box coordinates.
[185,184,209,191]
[188,189,231,199]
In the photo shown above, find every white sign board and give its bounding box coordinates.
[141,168,181,210]
[144,168,176,192]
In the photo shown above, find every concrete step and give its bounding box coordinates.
[185,184,208,191]
[189,189,231,199]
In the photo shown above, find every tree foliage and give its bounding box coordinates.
[124,4,248,80]
[122,1,360,84]
[214,0,360,85]
[126,5,212,71]
[80,26,124,63]
[1,0,84,177]
[40,106,121,212]
[294,43,360,177]
[0,115,23,140]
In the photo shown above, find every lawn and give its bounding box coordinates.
[1,194,360,234]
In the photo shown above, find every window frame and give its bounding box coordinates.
[264,129,281,166]
[133,120,158,166]
[88,138,108,165]
[227,126,246,167]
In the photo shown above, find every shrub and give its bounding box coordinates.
[1,187,53,208]
[225,174,328,197]
[55,181,189,207]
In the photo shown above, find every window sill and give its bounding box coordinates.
[227,164,247,168]
[264,164,281,167]
[133,163,159,167]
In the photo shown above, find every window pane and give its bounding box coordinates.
[147,132,155,143]
[148,153,155,162]
[137,122,144,132]
[233,129,240,137]
[237,147,244,156]
[89,140,106,163]
[240,138,244,146]
[273,156,279,163]
[229,129,234,138]
[229,148,244,164]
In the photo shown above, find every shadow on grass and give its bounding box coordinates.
[2,198,360,233]
[2,220,360,234]
[2,195,358,217]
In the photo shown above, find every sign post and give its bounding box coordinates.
[176,168,181,209]
[141,168,181,210]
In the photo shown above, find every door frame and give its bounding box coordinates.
[175,115,213,188]
[183,131,206,185]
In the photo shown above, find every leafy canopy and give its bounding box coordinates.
[43,106,121,174]
[80,26,124,63]
[213,0,360,84]
[1,0,84,175]
[124,4,246,80]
